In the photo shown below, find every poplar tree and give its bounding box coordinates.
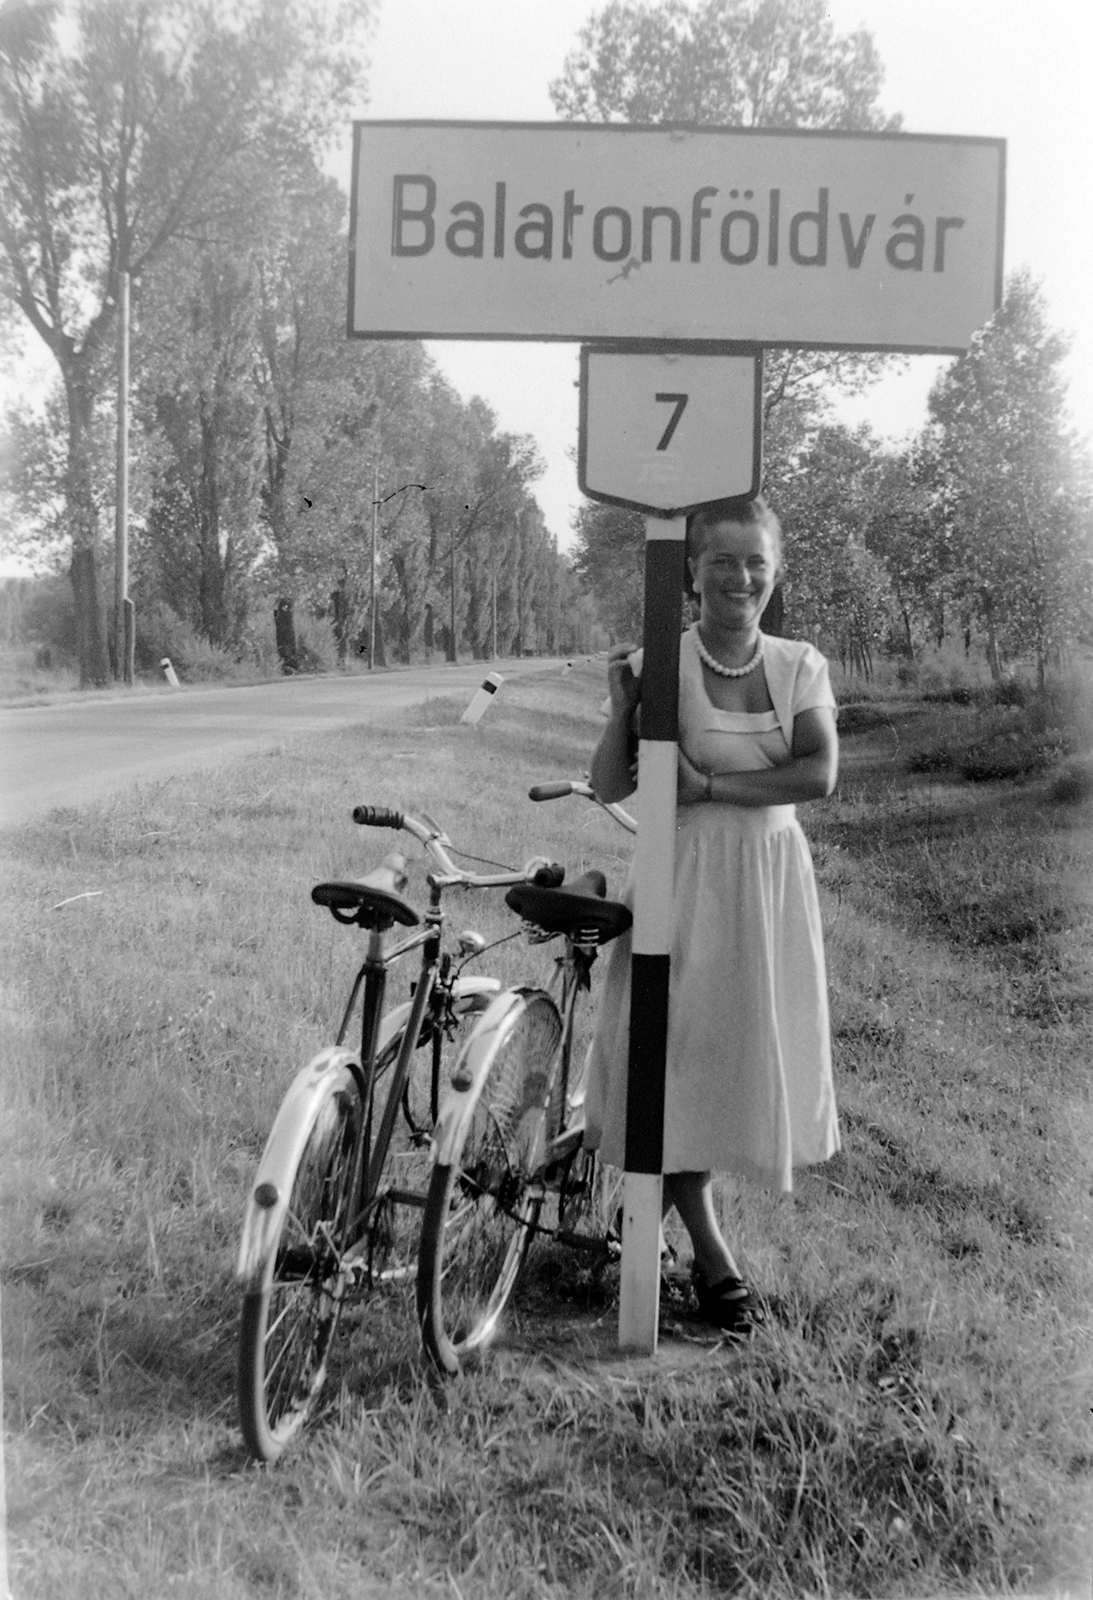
[0,0,373,685]
[550,0,903,441]
[926,269,1092,685]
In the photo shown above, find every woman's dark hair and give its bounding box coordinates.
[684,496,784,596]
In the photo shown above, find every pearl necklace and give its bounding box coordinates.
[694,630,764,678]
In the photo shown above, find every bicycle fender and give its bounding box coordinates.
[236,1046,359,1293]
[236,982,501,1291]
[429,989,535,1166]
[380,976,499,1044]
[451,975,502,1010]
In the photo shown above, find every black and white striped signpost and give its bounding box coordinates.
[348,117,1005,1357]
[579,346,762,1350]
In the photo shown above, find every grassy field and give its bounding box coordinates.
[2,661,1092,1598]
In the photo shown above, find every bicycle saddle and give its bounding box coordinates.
[504,870,632,945]
[311,853,420,929]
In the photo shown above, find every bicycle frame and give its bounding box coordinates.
[238,815,550,1297]
[428,928,595,1176]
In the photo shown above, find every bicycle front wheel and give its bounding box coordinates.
[238,1060,361,1462]
[417,989,563,1374]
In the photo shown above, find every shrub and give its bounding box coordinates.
[236,608,281,674]
[134,603,237,682]
[1040,658,1093,754]
[993,675,1028,707]
[293,612,337,674]
[176,635,240,682]
[907,704,1071,784]
[958,728,1067,783]
[1050,755,1093,804]
[8,576,78,669]
[906,743,957,776]
[134,602,200,676]
[838,702,899,736]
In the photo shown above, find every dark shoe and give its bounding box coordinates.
[692,1271,758,1334]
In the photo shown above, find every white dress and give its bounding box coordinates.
[584,628,840,1192]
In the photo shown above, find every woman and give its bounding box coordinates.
[585,495,840,1332]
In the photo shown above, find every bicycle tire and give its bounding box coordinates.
[551,1036,625,1254]
[237,979,497,1460]
[554,1146,625,1252]
[238,1060,361,1462]
[417,988,563,1374]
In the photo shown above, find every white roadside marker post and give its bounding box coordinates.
[460,670,504,725]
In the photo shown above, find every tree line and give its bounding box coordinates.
[0,0,591,686]
[3,0,1089,688]
[558,1,1092,682]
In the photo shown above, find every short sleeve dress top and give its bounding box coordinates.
[583,627,840,1191]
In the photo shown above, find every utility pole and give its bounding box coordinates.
[114,270,133,683]
[368,461,379,670]
[449,535,457,664]
[490,535,498,660]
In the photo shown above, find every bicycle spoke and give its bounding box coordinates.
[237,1075,360,1461]
[418,991,562,1374]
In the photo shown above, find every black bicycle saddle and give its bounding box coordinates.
[504,870,632,945]
[311,853,420,929]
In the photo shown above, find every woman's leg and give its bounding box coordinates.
[663,1171,740,1283]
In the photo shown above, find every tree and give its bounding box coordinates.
[552,0,904,637]
[759,422,891,672]
[860,443,946,659]
[0,0,373,684]
[926,270,1093,685]
[551,0,895,130]
[550,0,901,425]
[569,501,646,642]
[139,243,264,648]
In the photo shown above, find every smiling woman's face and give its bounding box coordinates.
[689,519,778,631]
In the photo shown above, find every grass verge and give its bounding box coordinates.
[2,664,1091,1598]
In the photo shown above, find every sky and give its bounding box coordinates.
[347,0,1093,549]
[3,0,1090,564]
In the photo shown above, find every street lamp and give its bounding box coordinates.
[367,472,426,670]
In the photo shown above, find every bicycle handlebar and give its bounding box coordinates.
[351,805,404,829]
[528,779,637,835]
[353,803,561,890]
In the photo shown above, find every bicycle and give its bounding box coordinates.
[235,803,562,1462]
[416,780,638,1376]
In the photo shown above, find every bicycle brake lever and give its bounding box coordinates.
[418,808,450,844]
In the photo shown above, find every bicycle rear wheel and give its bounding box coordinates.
[238,1065,361,1462]
[362,980,501,1291]
[417,989,563,1374]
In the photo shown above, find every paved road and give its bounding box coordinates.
[0,659,563,825]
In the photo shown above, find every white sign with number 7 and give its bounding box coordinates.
[579,344,762,517]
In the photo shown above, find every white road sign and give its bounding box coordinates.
[579,346,761,516]
[350,121,1005,354]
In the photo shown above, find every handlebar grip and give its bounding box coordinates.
[532,862,565,888]
[352,805,405,829]
[528,783,574,801]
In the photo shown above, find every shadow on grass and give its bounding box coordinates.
[825,1110,1050,1252]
